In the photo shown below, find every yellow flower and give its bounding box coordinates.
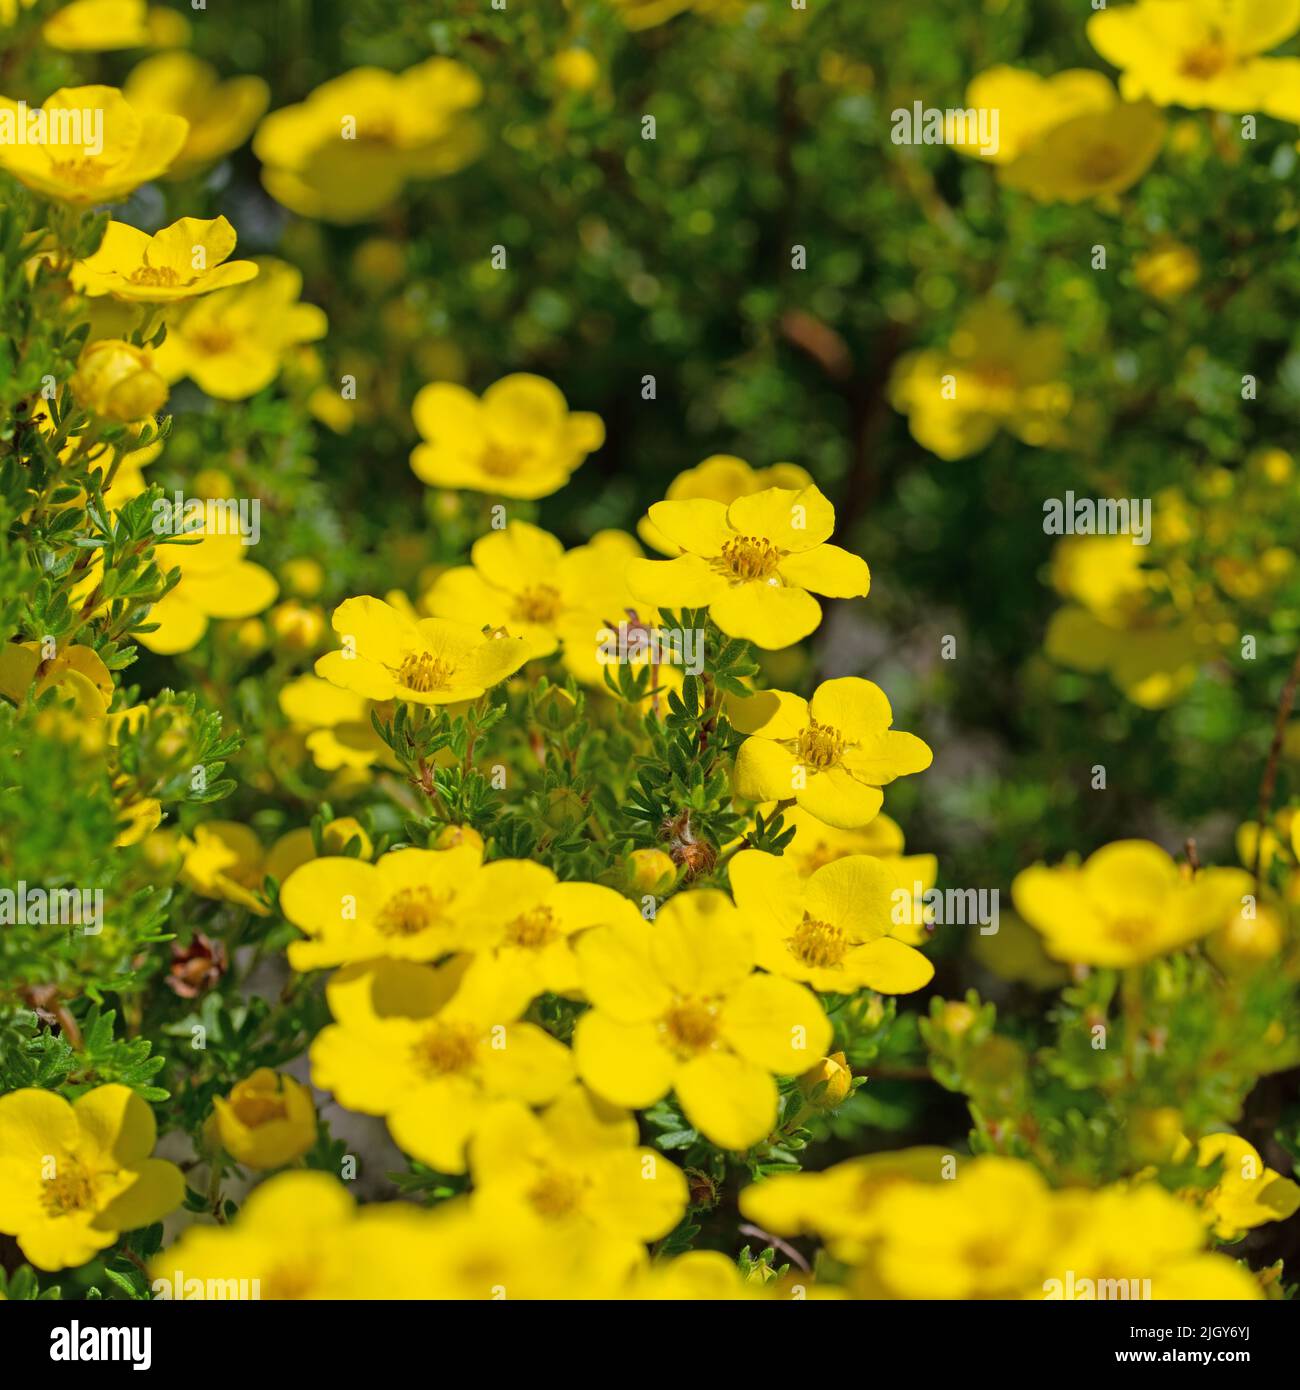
[453,858,643,1004]
[0,640,113,717]
[150,1170,436,1298]
[573,890,831,1150]
[153,258,327,400]
[267,600,326,652]
[72,339,168,423]
[124,52,270,177]
[0,0,37,27]
[738,1147,948,1263]
[315,595,530,706]
[467,1085,688,1259]
[209,1070,316,1171]
[278,673,394,773]
[950,66,1119,164]
[1011,840,1251,967]
[999,100,1165,204]
[871,1157,1058,1299]
[0,86,187,204]
[729,849,933,994]
[280,555,325,598]
[424,520,602,661]
[1047,1183,1262,1301]
[1045,536,1207,707]
[410,374,604,500]
[1178,1134,1300,1240]
[636,455,814,556]
[72,216,257,303]
[731,678,932,830]
[776,805,939,945]
[140,531,278,655]
[41,0,149,49]
[179,821,273,915]
[1088,0,1300,118]
[254,58,482,223]
[888,299,1071,460]
[1134,240,1201,299]
[552,48,600,94]
[280,843,484,970]
[0,1085,183,1271]
[628,484,868,649]
[309,956,574,1173]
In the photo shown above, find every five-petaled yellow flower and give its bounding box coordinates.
[139,531,279,655]
[1088,0,1300,119]
[410,374,605,499]
[153,258,327,400]
[280,843,484,970]
[467,1085,689,1266]
[73,216,257,302]
[315,595,529,706]
[1012,840,1251,967]
[729,849,934,994]
[0,85,186,203]
[0,1085,183,1271]
[124,52,270,178]
[628,484,868,649]
[254,58,483,223]
[309,956,574,1173]
[731,678,932,830]
[573,890,832,1150]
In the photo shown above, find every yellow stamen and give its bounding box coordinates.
[410,1021,480,1076]
[375,885,449,937]
[661,997,720,1055]
[397,650,453,693]
[720,535,781,582]
[788,914,850,970]
[504,905,561,948]
[797,719,844,770]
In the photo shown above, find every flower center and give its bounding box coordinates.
[47,158,104,188]
[410,1020,480,1077]
[1104,916,1150,946]
[661,997,720,1056]
[797,719,844,770]
[189,325,237,356]
[527,1166,587,1218]
[1179,36,1231,81]
[263,1261,319,1299]
[788,913,850,970]
[479,442,527,477]
[41,1158,97,1215]
[504,904,561,949]
[512,584,562,624]
[129,265,182,287]
[397,650,454,693]
[375,885,450,937]
[720,535,781,583]
[1079,143,1127,183]
[232,1092,288,1127]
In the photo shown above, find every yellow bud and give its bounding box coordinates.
[268,601,325,651]
[433,823,485,854]
[797,1052,852,1110]
[352,236,407,291]
[628,848,677,894]
[193,468,233,497]
[73,340,168,422]
[1129,1106,1183,1164]
[939,1001,977,1036]
[321,817,373,859]
[1133,242,1200,301]
[233,618,269,656]
[209,1069,316,1169]
[1209,903,1285,971]
[552,47,599,93]
[281,556,325,598]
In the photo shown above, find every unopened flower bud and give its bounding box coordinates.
[73,340,167,422]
